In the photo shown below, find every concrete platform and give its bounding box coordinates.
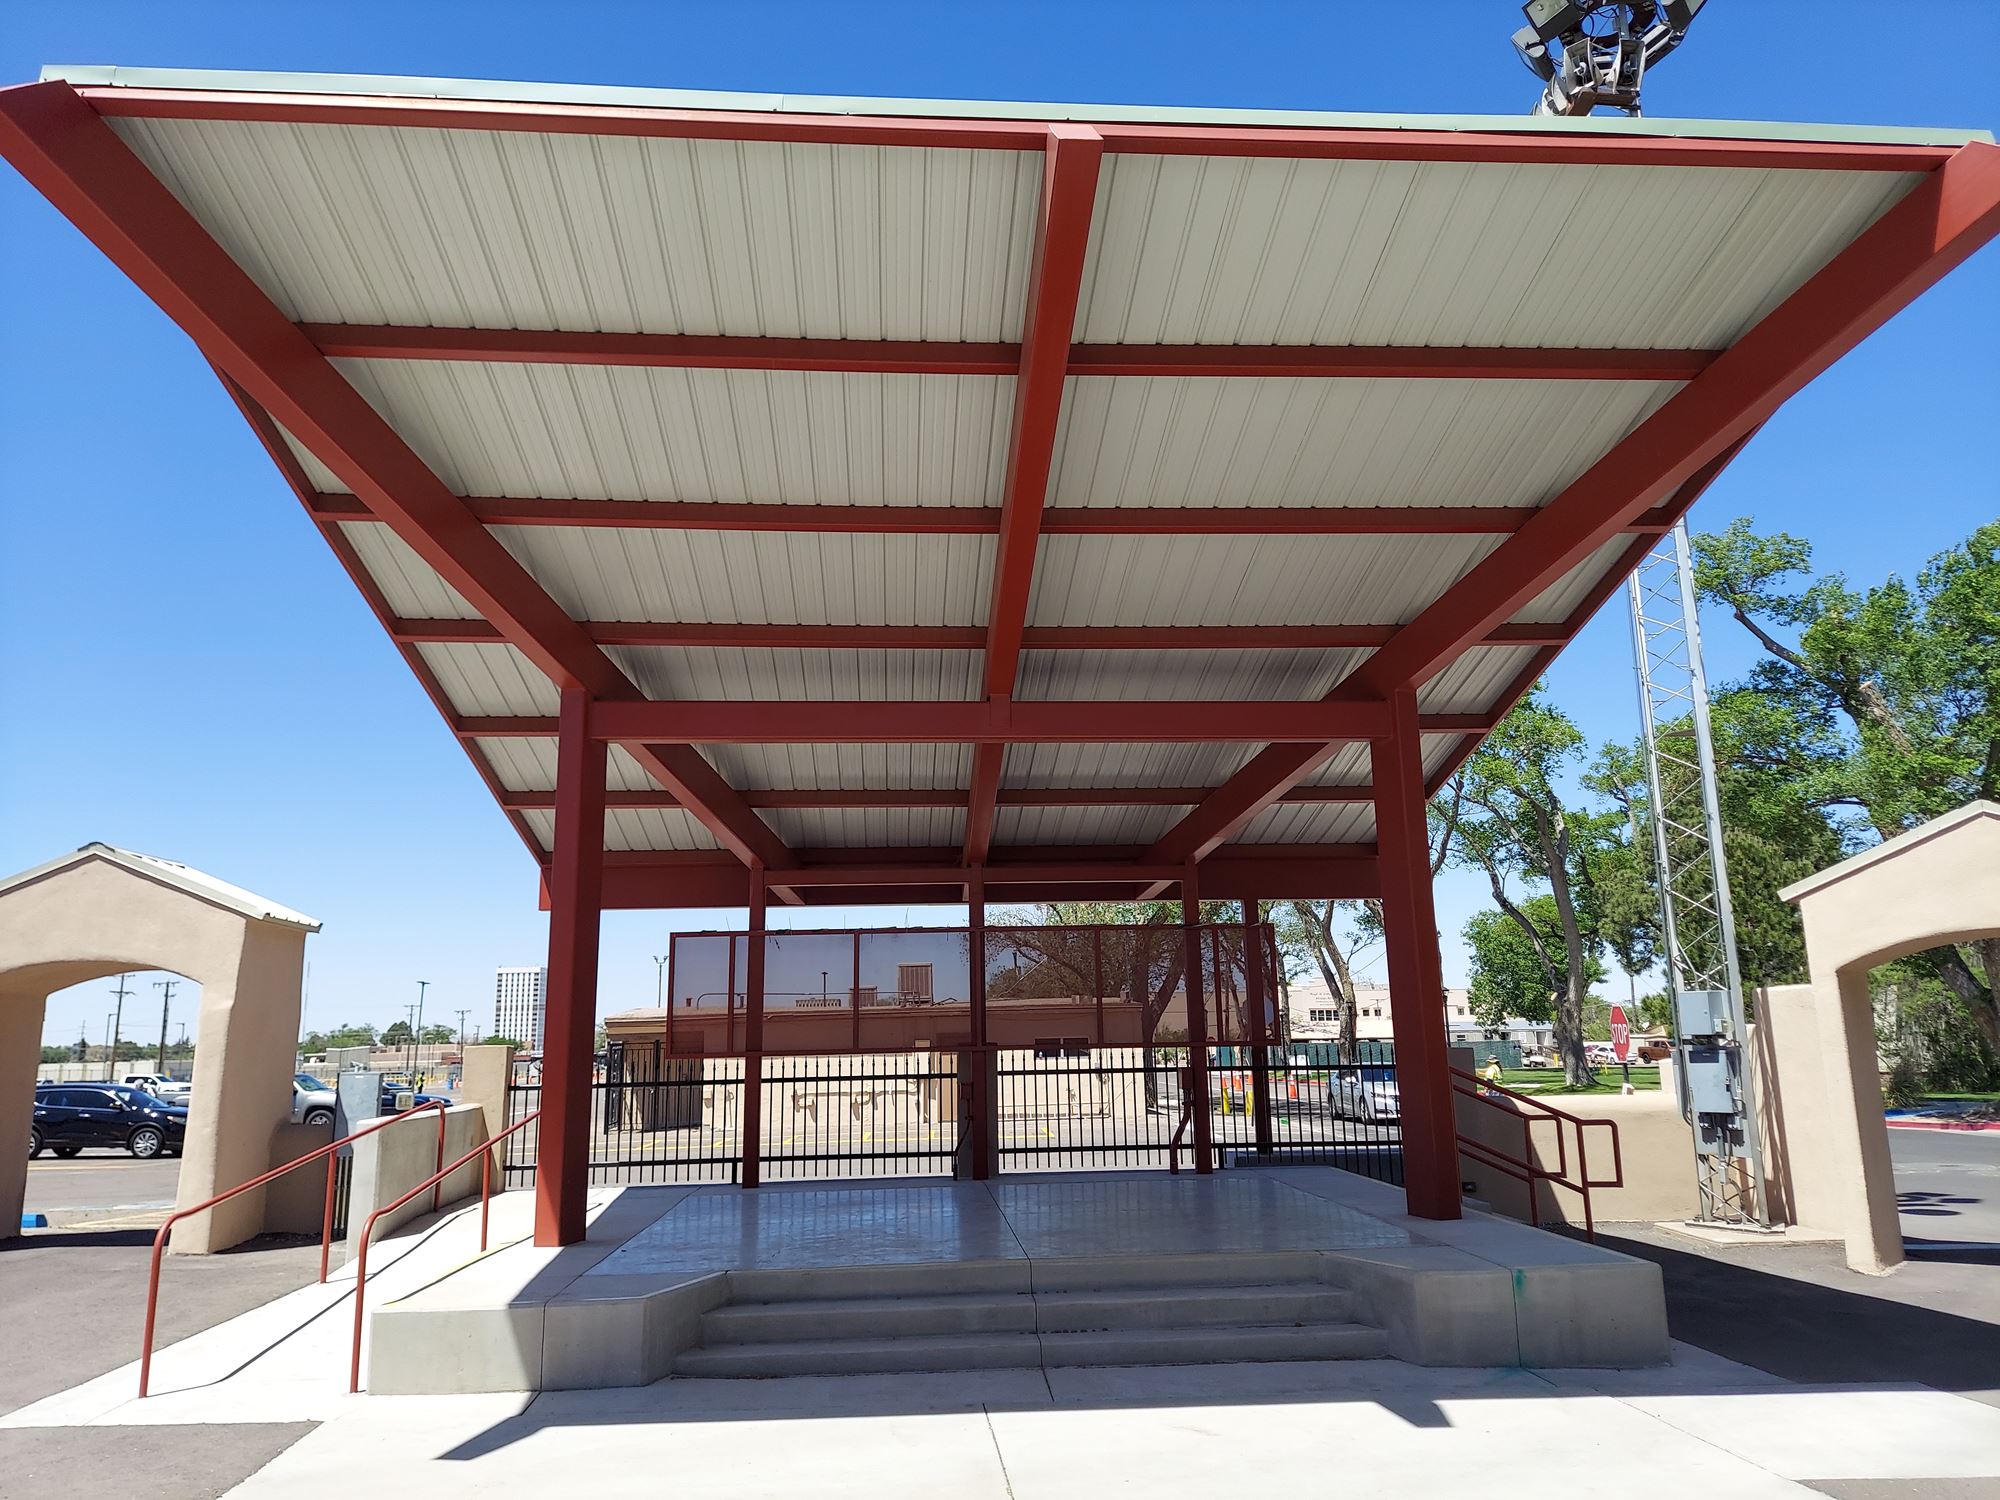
[364,1168,1669,1393]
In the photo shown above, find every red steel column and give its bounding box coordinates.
[1243,900,1275,1157]
[740,866,768,1188]
[535,686,607,1247]
[1374,686,1462,1220]
[967,872,994,1179]
[1181,867,1215,1173]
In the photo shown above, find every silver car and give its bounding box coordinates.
[292,1073,337,1128]
[1330,1067,1401,1123]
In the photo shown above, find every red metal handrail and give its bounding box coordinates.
[138,1097,449,1398]
[348,1108,542,1393]
[1449,1066,1623,1240]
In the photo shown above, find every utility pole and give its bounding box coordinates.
[455,1007,470,1049]
[108,972,135,1069]
[154,978,179,1078]
[412,980,429,1081]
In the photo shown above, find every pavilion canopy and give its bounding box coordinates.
[6,66,1994,906]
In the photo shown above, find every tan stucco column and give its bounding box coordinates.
[172,920,311,1252]
[0,984,46,1236]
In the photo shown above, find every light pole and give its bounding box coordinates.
[108,972,135,1070]
[154,978,178,1078]
[410,980,429,1081]
[176,1022,188,1048]
[652,954,668,1010]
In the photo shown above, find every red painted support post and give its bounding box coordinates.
[1374,686,1462,1220]
[535,687,607,1247]
[1182,868,1215,1174]
[741,865,767,1189]
[1243,900,1275,1157]
[966,872,994,1179]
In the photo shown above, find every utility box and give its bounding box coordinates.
[1683,1045,1737,1116]
[1675,987,1731,1039]
[334,1071,384,1147]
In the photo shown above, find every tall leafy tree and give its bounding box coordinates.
[1453,691,1606,1085]
[1695,518,2000,1049]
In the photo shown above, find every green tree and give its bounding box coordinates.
[1696,518,2000,1049]
[419,1024,455,1045]
[1464,896,1607,1029]
[324,1023,379,1048]
[382,1020,413,1046]
[482,1034,526,1049]
[1453,691,1607,1085]
[40,1045,70,1064]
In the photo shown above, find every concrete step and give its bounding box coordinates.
[672,1321,1387,1378]
[700,1281,1355,1345]
[1034,1282,1355,1333]
[702,1290,1039,1344]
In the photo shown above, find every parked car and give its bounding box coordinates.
[121,1073,192,1103]
[29,1083,187,1159]
[291,1073,450,1131]
[1330,1066,1400,1123]
[1634,1039,1673,1063]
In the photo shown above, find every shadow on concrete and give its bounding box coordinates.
[1593,1228,2000,1400]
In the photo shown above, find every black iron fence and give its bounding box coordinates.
[505,1045,1397,1187]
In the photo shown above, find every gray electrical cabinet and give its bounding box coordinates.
[1676,987,1731,1039]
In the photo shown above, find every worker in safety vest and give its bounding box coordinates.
[1481,1056,1504,1093]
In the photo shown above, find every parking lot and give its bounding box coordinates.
[23,1154,183,1229]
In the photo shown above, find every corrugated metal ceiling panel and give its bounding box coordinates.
[994,804,1189,847]
[477,738,661,793]
[1075,155,1920,350]
[517,806,722,852]
[1027,533,1502,628]
[766,808,965,850]
[1511,535,1636,624]
[333,521,476,618]
[607,646,982,703]
[492,527,995,626]
[414,642,557,716]
[1015,647,1367,703]
[1425,733,1467,780]
[699,742,974,792]
[1233,802,1378,846]
[1297,743,1375,788]
[1001,742,1260,791]
[1050,376,1676,510]
[334,361,1013,506]
[112,117,1040,339]
[1416,646,1543,714]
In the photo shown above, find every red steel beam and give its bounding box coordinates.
[304,321,1710,382]
[499,784,1377,811]
[313,491,1678,536]
[967,123,1104,865]
[581,697,1397,745]
[74,85,1960,172]
[0,80,793,876]
[1144,143,2000,867]
[391,617,1567,651]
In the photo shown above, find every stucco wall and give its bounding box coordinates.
[345,1105,491,1246]
[264,1119,336,1235]
[1455,1081,1699,1227]
[0,855,309,1250]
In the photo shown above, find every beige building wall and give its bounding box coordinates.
[1774,801,2000,1273]
[0,847,318,1252]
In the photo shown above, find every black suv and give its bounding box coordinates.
[30,1083,188,1160]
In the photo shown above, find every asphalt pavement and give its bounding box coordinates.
[22,1153,184,1227]
[1893,1126,2000,1248]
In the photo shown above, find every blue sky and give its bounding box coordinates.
[4,2,1996,1049]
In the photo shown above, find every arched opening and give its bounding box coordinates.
[2,845,318,1252]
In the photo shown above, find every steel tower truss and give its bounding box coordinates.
[1628,521,1771,1227]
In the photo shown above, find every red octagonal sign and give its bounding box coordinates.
[1609,1004,1632,1063]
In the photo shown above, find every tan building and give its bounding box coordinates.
[1283,977,1550,1053]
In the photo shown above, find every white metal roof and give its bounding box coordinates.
[0,843,322,929]
[28,65,1987,878]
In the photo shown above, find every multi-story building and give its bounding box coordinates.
[494,965,548,1052]
[1283,975,1552,1054]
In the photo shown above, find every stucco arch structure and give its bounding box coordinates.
[0,843,320,1251]
[1766,801,2000,1273]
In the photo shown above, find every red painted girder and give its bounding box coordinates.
[76,86,1958,171]
[499,784,1376,811]
[0,82,793,875]
[982,124,1103,701]
[968,124,1103,864]
[393,617,1567,651]
[315,492,1679,536]
[1145,144,2000,867]
[583,697,1396,745]
[304,322,1710,381]
[599,841,1376,869]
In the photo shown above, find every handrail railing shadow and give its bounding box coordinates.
[1449,1066,1622,1240]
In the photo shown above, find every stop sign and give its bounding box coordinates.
[1609,1004,1632,1063]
